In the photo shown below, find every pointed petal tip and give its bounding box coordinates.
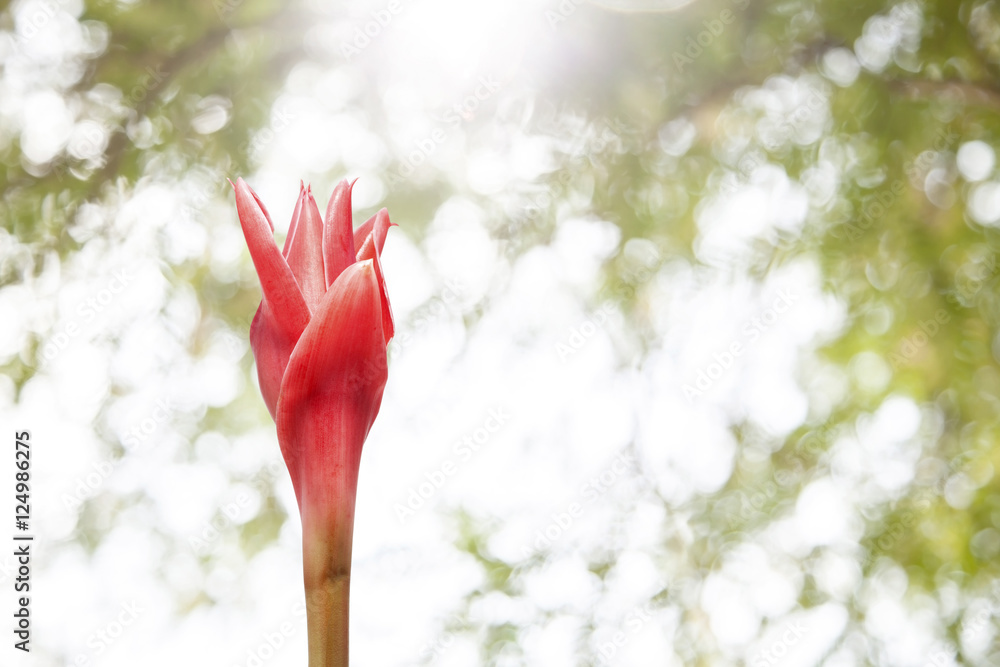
[251,187,274,232]
[330,177,358,200]
[379,208,398,228]
[323,178,358,287]
[330,177,356,198]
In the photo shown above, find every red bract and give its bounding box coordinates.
[232,177,394,666]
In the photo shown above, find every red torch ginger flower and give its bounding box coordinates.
[232,177,394,666]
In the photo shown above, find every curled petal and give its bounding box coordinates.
[323,179,357,288]
[354,209,394,345]
[353,210,396,260]
[352,213,377,256]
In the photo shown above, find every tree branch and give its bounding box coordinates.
[85,27,232,199]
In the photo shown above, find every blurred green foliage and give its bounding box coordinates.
[4,0,1000,664]
[469,0,1000,663]
[1,0,299,253]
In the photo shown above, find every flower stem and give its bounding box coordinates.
[300,471,359,666]
[304,568,351,666]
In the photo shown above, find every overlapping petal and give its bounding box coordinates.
[234,178,311,418]
[233,176,395,667]
[354,209,394,345]
[233,176,394,457]
[283,183,327,312]
[323,179,357,289]
[275,260,387,510]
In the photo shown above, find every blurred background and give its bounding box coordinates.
[2,0,1000,664]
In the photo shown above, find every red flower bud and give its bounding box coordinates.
[232,177,395,665]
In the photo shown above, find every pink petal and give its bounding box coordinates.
[233,178,311,417]
[280,181,305,258]
[353,209,394,345]
[353,210,396,260]
[285,185,327,312]
[275,260,387,514]
[233,178,309,337]
[351,212,377,255]
[249,302,295,420]
[249,184,275,232]
[323,178,357,288]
